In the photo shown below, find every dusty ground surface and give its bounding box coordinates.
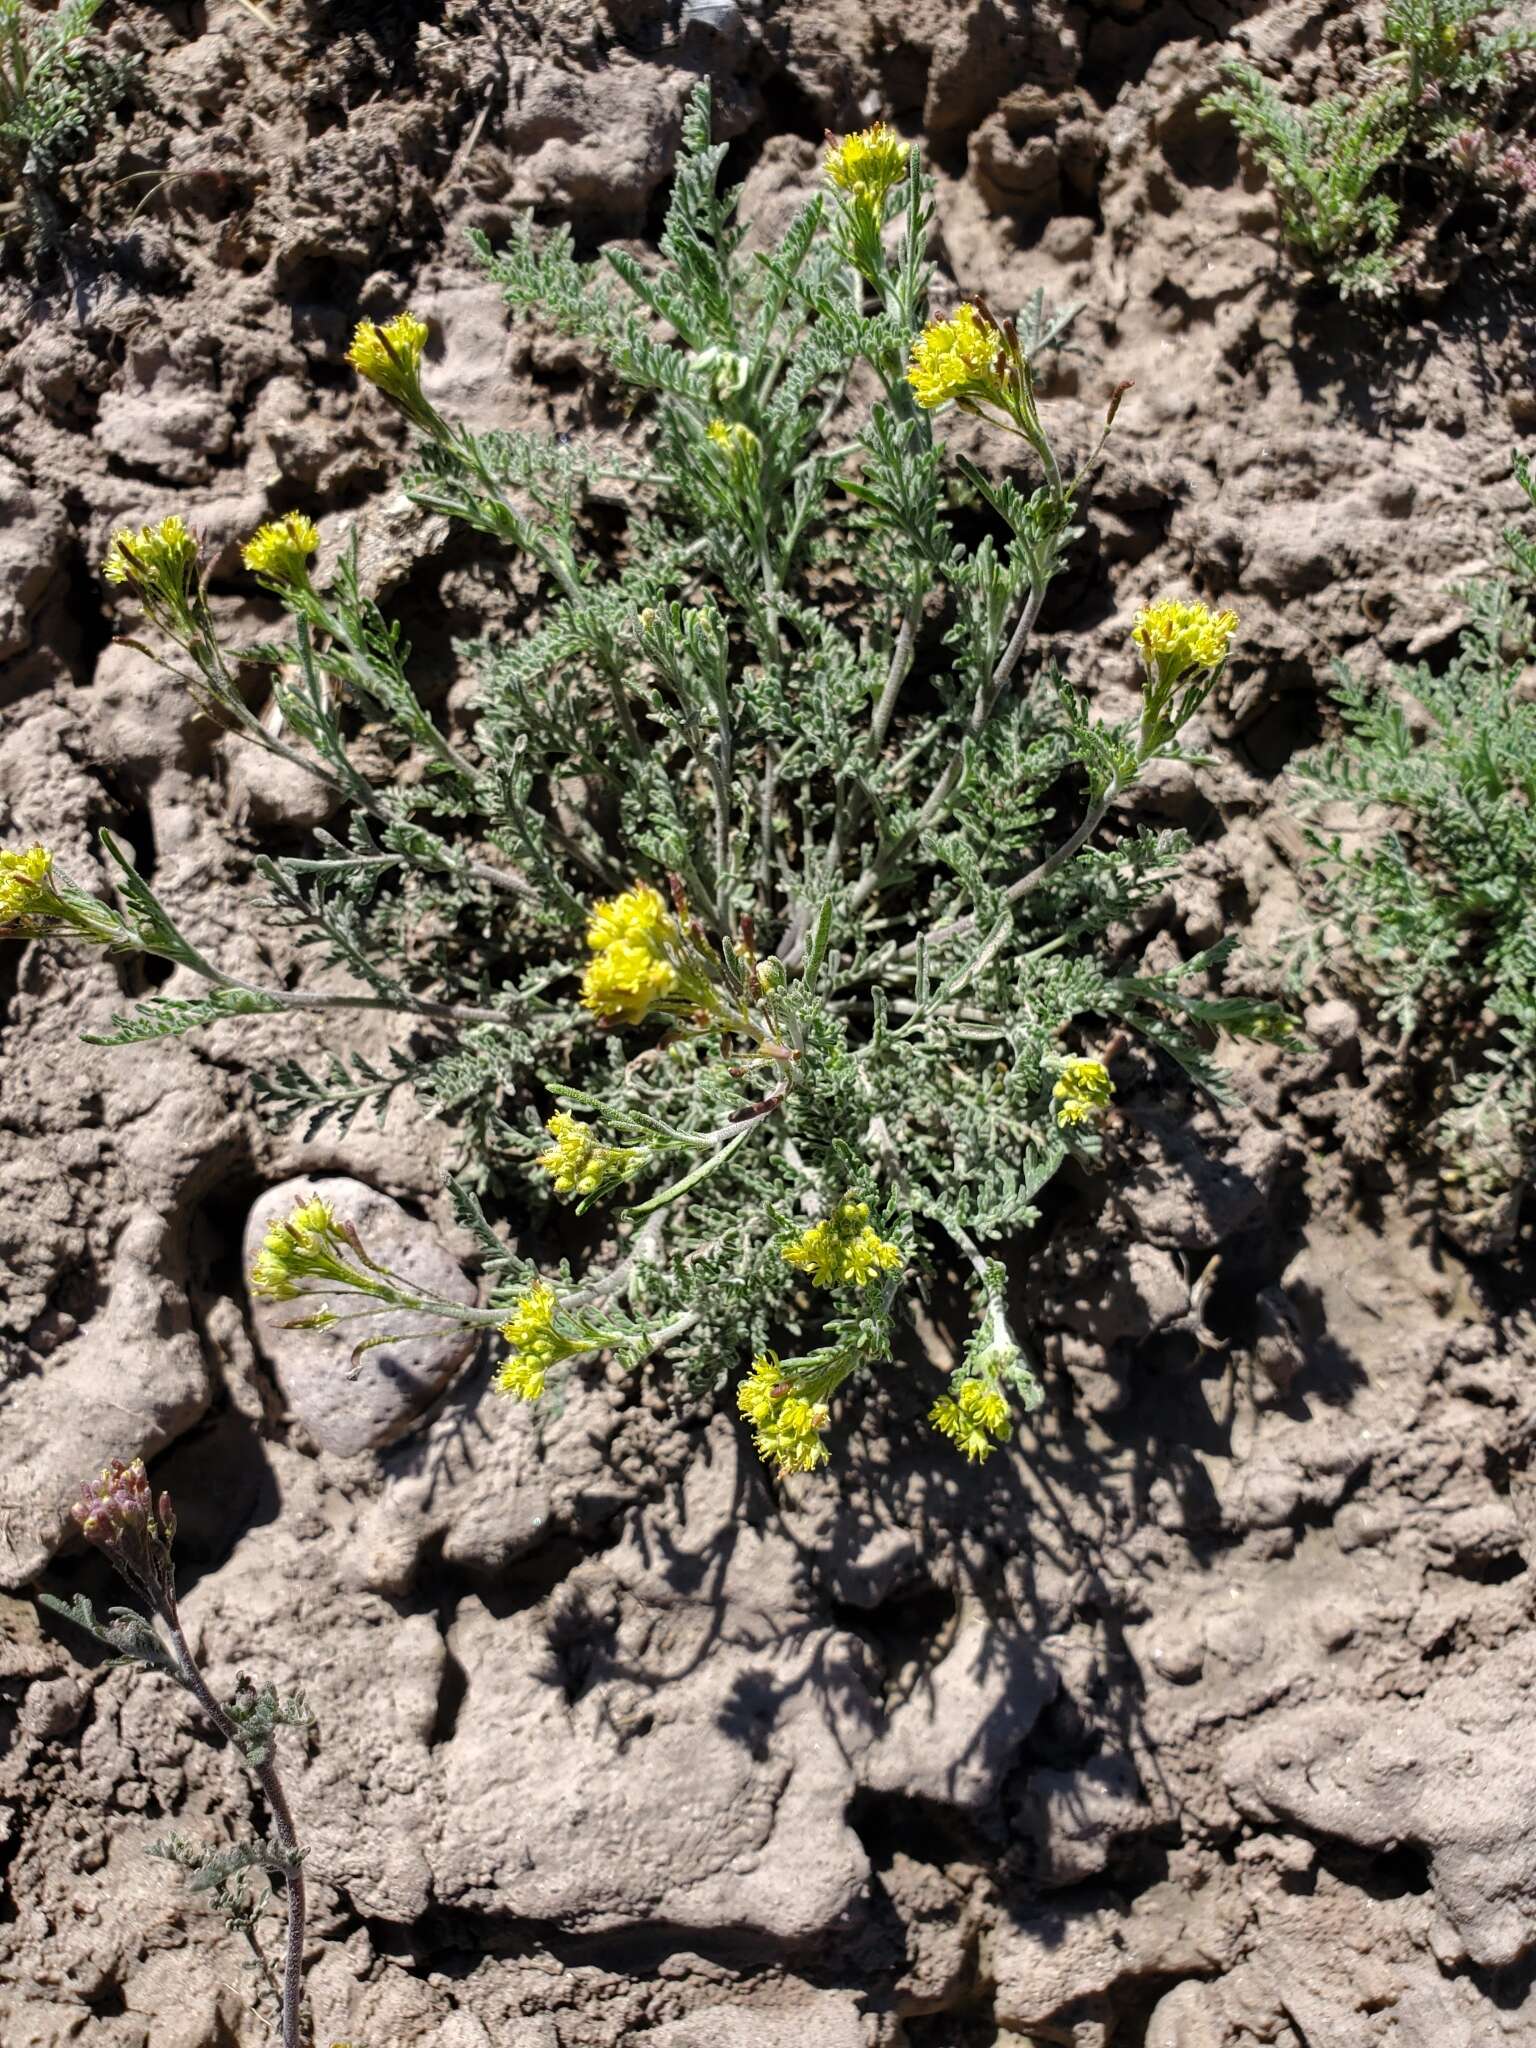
[2,0,1536,2043]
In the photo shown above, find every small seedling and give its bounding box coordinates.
[0,0,134,248]
[1205,0,1534,297]
[1292,457,1536,1249]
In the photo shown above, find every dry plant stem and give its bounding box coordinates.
[161,1605,306,2048]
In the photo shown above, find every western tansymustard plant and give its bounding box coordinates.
[10,91,1284,1471]
[1205,0,1534,298]
[41,1462,313,2047]
[1291,457,1536,1251]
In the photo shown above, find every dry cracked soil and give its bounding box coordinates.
[2,1,1536,2044]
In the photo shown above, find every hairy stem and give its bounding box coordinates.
[921,780,1121,953]
[246,986,512,1027]
[869,576,927,757]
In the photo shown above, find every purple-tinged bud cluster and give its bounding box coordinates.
[73,1457,177,1607]
[1448,127,1490,174]
[1496,140,1536,196]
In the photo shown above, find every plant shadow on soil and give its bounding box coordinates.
[1283,268,1536,431]
[338,1110,1392,2022]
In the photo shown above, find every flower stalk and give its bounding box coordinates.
[42,1463,312,2048]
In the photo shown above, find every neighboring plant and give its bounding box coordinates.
[0,0,132,248]
[40,1461,313,2048]
[1292,457,1536,1252]
[1205,0,1534,297]
[2,95,1284,1474]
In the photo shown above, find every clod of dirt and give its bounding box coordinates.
[644,1993,868,2045]
[860,1598,1055,1814]
[435,1426,874,1941]
[990,1875,1245,2040]
[1226,1635,1536,1970]
[4,1207,215,1588]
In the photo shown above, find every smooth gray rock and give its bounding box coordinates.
[243,1176,477,1456]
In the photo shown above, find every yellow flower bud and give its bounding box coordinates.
[929,1381,1013,1463]
[494,1281,583,1400]
[782,1198,904,1291]
[1052,1058,1113,1130]
[346,311,429,393]
[586,881,672,953]
[536,1111,641,1200]
[345,312,440,432]
[706,418,761,484]
[1131,598,1239,683]
[0,844,57,929]
[103,515,200,597]
[580,882,683,1026]
[736,1354,833,1474]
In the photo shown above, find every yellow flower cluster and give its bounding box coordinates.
[241,512,321,587]
[249,1195,343,1302]
[782,1199,904,1291]
[103,514,200,596]
[587,880,673,952]
[930,1381,1013,1463]
[581,881,680,1026]
[1052,1057,1113,1130]
[0,845,56,929]
[494,1281,582,1402]
[536,1111,641,1200]
[0,843,124,949]
[824,122,910,204]
[1131,598,1239,682]
[346,311,429,396]
[737,1354,832,1474]
[906,303,1004,412]
[583,946,676,1024]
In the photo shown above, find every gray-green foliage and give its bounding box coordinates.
[1294,457,1536,1252]
[1205,0,1534,298]
[59,90,1283,1468]
[0,0,131,246]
